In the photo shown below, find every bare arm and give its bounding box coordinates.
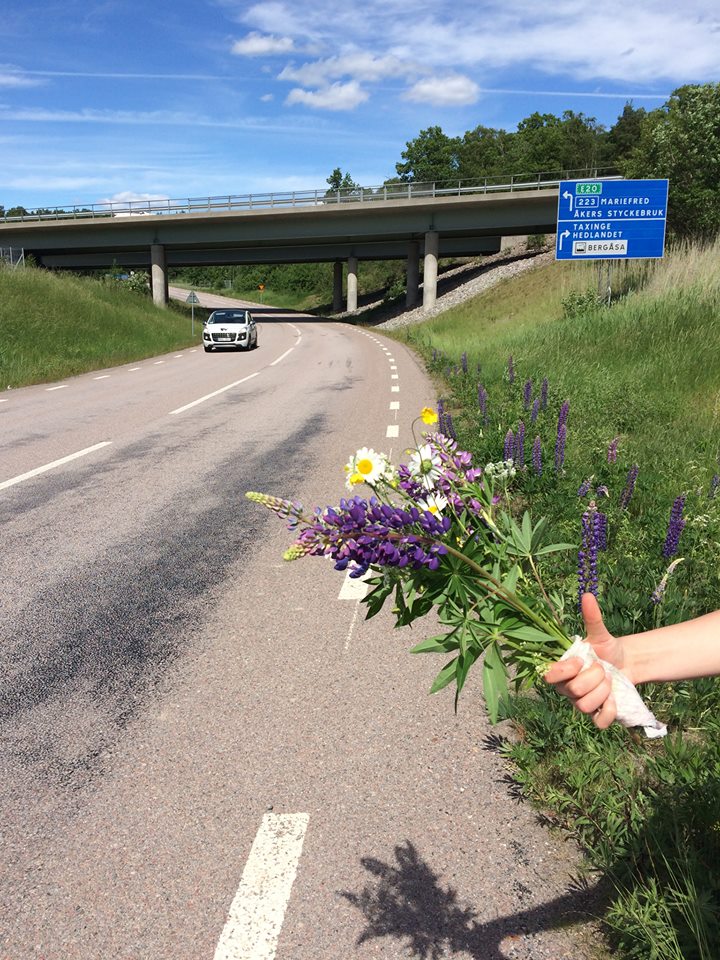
[544,594,720,729]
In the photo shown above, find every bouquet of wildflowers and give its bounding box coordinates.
[247,408,666,734]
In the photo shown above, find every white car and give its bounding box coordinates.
[203,309,258,352]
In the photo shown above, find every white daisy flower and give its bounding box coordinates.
[408,444,443,490]
[345,447,388,487]
[418,492,448,516]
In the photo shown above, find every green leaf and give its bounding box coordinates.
[454,648,480,710]
[429,657,459,694]
[534,542,577,556]
[483,643,511,724]
[410,634,460,654]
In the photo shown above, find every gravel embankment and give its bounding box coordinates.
[336,246,556,330]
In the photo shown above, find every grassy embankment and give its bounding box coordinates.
[0,268,207,388]
[388,240,720,959]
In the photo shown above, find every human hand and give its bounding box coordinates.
[544,593,630,729]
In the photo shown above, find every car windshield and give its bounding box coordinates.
[209,311,247,323]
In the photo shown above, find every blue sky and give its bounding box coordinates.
[1,0,718,210]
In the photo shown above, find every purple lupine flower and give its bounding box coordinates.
[508,355,515,384]
[596,485,610,498]
[662,495,687,558]
[554,423,566,471]
[607,437,620,464]
[514,421,526,467]
[523,378,533,409]
[577,477,593,498]
[578,505,600,606]
[461,352,468,374]
[293,494,451,577]
[477,384,488,423]
[651,558,683,605]
[504,429,515,462]
[532,436,542,476]
[596,512,608,551]
[443,413,457,440]
[530,397,540,423]
[540,377,549,410]
[558,400,570,429]
[619,464,639,510]
[709,474,720,499]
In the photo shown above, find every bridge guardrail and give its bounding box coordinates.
[1,168,620,224]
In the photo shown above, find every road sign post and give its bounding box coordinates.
[555,178,669,262]
[186,290,200,335]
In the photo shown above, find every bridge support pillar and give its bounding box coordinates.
[406,241,420,307]
[423,231,438,311]
[151,244,168,308]
[333,260,343,313]
[347,256,358,312]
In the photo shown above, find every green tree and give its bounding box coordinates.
[604,102,647,165]
[624,83,720,237]
[395,126,461,185]
[325,168,359,196]
[457,125,516,180]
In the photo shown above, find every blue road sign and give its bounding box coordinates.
[555,178,669,260]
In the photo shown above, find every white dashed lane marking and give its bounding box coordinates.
[129,367,141,371]
[169,372,260,415]
[154,360,165,365]
[389,401,399,410]
[214,813,309,960]
[391,374,399,380]
[46,385,67,392]
[0,441,113,492]
[386,425,399,438]
[392,386,400,393]
[93,375,110,380]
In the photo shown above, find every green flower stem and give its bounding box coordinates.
[439,541,571,649]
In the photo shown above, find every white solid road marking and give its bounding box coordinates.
[389,401,400,410]
[391,386,400,393]
[46,385,67,391]
[169,372,260,415]
[386,425,399,438]
[338,568,372,600]
[93,375,110,380]
[270,347,294,366]
[214,813,309,960]
[0,441,113,492]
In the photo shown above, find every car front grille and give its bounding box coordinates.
[212,333,236,342]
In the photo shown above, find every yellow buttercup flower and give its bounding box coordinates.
[420,407,438,425]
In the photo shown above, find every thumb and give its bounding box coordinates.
[580,592,614,649]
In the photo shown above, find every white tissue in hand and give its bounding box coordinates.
[561,637,667,738]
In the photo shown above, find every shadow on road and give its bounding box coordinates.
[339,839,602,959]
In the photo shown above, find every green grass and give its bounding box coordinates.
[0,268,208,387]
[388,237,720,959]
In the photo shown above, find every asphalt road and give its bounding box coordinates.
[0,295,597,959]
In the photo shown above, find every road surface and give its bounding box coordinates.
[0,294,597,959]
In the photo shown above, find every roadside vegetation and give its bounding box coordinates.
[387,238,720,959]
[0,267,206,389]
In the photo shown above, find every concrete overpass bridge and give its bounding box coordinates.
[0,170,616,312]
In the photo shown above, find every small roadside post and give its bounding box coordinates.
[186,290,200,335]
[258,282,265,304]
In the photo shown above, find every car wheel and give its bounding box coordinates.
[204,344,213,352]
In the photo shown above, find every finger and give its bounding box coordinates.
[561,662,608,701]
[543,658,584,684]
[592,691,617,730]
[573,673,613,715]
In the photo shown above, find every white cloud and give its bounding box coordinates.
[232,32,294,56]
[260,93,274,101]
[285,80,368,111]
[98,191,171,205]
[279,51,412,86]
[404,74,480,106]
[0,67,43,88]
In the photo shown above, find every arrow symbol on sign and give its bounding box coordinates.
[562,190,573,211]
[559,230,570,251]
